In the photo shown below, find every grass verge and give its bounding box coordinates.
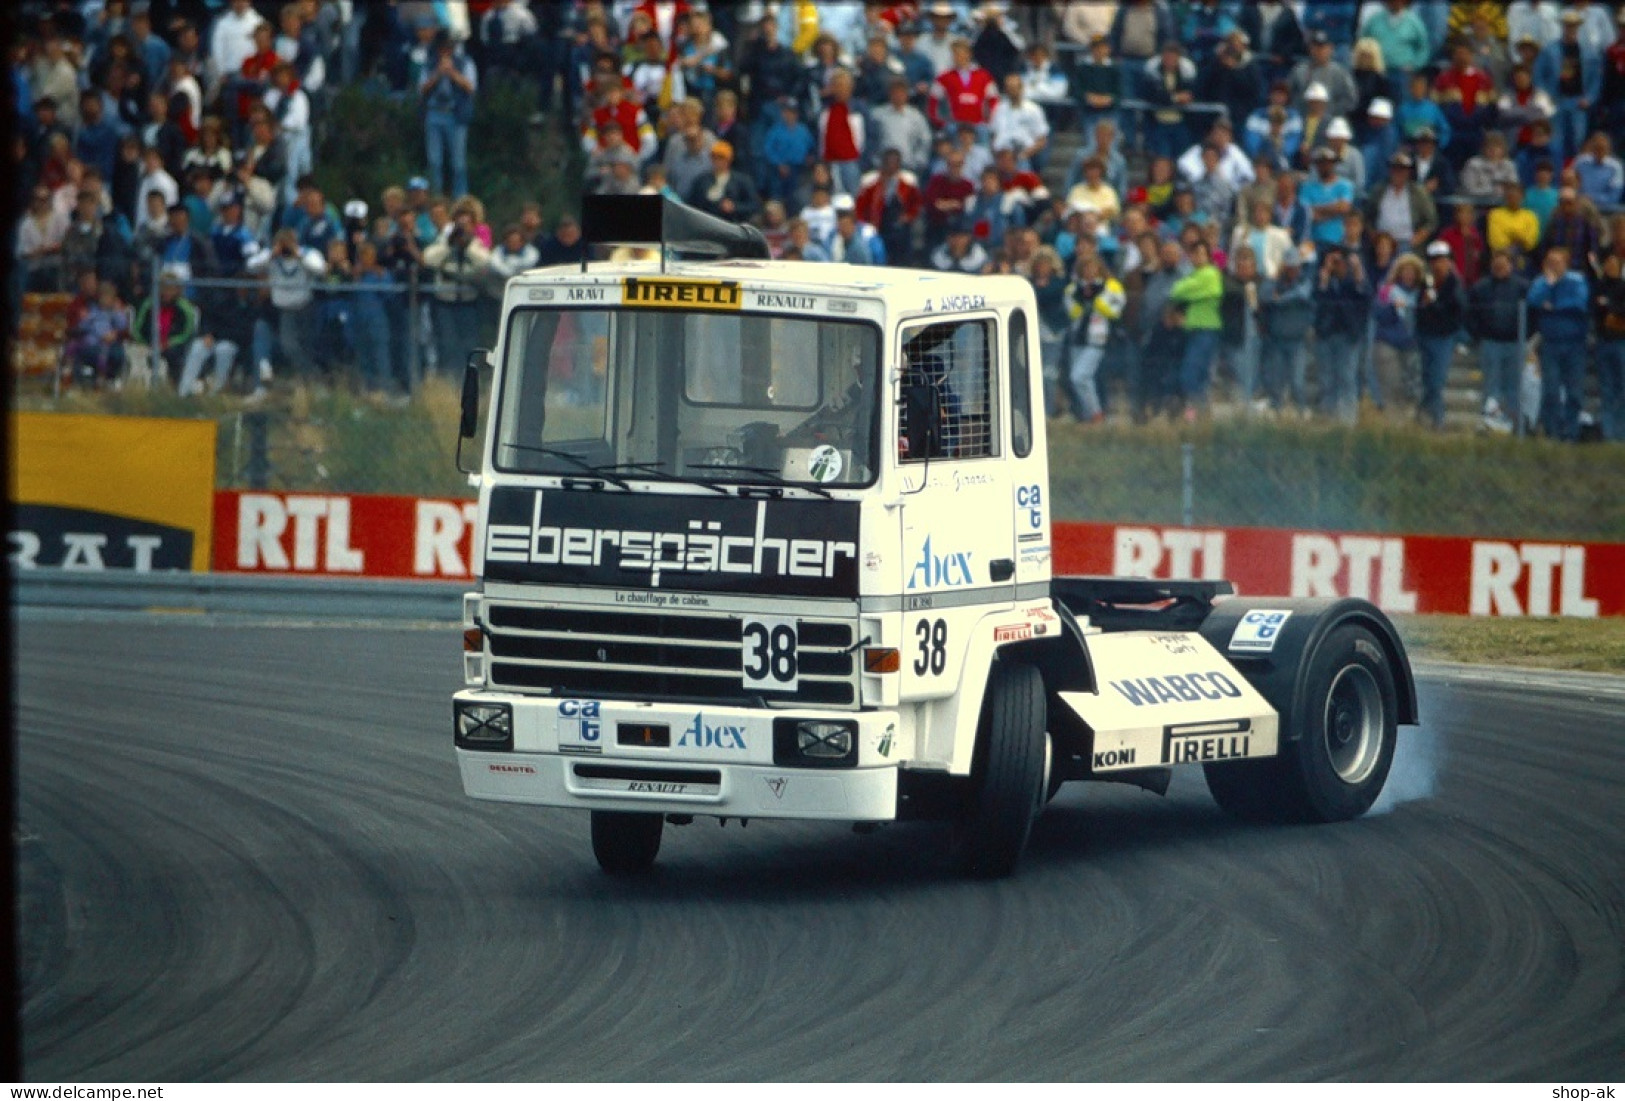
[1394,614,1625,673]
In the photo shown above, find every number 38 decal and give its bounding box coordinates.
[914,617,948,676]
[742,617,799,690]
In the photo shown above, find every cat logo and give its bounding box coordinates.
[622,277,742,311]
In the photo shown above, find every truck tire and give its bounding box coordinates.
[591,811,663,874]
[952,659,1047,878]
[1205,624,1398,823]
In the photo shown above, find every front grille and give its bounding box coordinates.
[484,602,858,707]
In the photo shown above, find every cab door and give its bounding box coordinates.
[895,312,1016,700]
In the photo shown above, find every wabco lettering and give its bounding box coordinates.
[487,494,855,588]
[680,714,746,750]
[1110,672,1244,707]
[907,535,975,589]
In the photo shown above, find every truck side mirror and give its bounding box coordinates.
[456,349,488,474]
[459,350,486,440]
[903,382,940,462]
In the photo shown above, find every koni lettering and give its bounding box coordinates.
[486,492,856,590]
[1110,672,1244,706]
[622,277,742,310]
[1092,748,1136,769]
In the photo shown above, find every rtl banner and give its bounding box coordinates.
[215,491,478,579]
[1056,523,1623,618]
[10,412,216,572]
[212,491,1625,618]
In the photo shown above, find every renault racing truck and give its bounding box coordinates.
[451,196,1418,877]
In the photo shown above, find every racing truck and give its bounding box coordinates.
[452,196,1418,877]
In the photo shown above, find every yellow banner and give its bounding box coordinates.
[9,412,216,571]
[622,277,742,311]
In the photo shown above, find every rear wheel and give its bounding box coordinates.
[1205,624,1398,823]
[591,811,663,874]
[952,660,1047,878]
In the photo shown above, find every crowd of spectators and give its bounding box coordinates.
[9,1,1625,441]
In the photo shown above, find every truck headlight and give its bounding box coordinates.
[455,701,513,751]
[774,718,858,768]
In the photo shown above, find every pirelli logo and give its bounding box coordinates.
[622,277,742,310]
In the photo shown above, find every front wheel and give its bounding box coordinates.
[952,659,1047,878]
[1206,624,1398,823]
[591,811,664,875]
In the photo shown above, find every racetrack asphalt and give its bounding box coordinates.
[15,618,1625,1081]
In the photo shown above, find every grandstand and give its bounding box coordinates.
[7,1,1624,441]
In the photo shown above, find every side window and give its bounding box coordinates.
[1009,310,1033,458]
[898,318,998,462]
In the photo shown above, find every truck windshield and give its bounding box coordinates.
[494,308,880,488]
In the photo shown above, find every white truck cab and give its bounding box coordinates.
[453,196,1418,876]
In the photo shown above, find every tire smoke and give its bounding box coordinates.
[1369,725,1442,815]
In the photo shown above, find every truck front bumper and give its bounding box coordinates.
[454,690,902,821]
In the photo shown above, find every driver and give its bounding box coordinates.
[900,323,963,458]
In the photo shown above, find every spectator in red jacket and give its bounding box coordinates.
[923,146,976,251]
[582,76,656,162]
[856,147,923,265]
[818,69,866,197]
[1437,198,1488,286]
[930,37,998,133]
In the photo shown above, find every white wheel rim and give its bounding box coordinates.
[1324,665,1384,785]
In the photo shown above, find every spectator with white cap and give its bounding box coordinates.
[827,194,884,265]
[1289,30,1358,120]
[919,3,964,78]
[1360,97,1399,179]
[1296,82,1333,169]
[1324,116,1365,192]
[1415,238,1468,429]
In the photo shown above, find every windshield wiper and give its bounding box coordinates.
[591,460,732,495]
[691,463,833,499]
[499,443,632,490]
